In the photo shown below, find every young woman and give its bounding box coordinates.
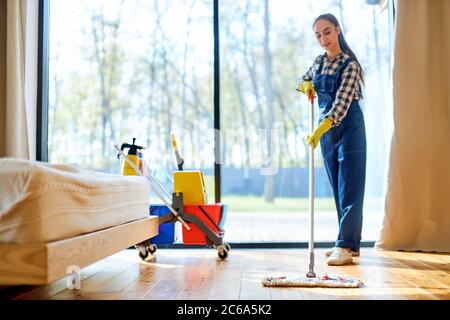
[298,13,366,266]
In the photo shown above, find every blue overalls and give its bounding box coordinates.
[313,57,367,252]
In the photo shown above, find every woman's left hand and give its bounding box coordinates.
[306,118,333,149]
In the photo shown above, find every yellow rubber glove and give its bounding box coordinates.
[306,118,333,149]
[297,81,316,101]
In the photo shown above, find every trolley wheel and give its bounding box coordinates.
[148,244,157,254]
[224,243,231,252]
[138,248,149,260]
[137,244,156,261]
[217,246,229,260]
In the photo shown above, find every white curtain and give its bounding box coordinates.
[376,0,450,252]
[0,1,6,156]
[4,0,38,159]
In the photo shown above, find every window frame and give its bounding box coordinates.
[37,0,50,162]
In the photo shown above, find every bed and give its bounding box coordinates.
[0,158,158,285]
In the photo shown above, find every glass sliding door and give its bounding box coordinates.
[48,0,215,201]
[219,0,391,243]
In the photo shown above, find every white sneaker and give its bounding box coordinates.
[325,248,336,257]
[325,247,360,257]
[327,248,353,266]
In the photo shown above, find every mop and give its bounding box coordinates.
[261,90,363,288]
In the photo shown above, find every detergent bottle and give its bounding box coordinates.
[119,138,145,176]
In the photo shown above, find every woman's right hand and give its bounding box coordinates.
[297,81,316,101]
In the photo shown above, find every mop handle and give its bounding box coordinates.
[142,165,173,202]
[307,95,315,277]
[114,145,191,231]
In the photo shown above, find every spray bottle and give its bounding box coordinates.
[118,138,145,176]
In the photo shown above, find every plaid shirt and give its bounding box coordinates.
[301,52,362,126]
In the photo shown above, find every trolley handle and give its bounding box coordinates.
[197,205,224,233]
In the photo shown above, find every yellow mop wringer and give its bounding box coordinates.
[261,89,363,288]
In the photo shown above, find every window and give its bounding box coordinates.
[43,0,391,244]
[219,0,390,243]
[47,0,215,200]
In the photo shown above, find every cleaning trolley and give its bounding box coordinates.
[115,136,230,261]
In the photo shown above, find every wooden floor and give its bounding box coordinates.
[1,248,449,300]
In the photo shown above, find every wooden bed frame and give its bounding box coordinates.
[0,216,158,285]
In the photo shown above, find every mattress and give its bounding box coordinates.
[0,158,151,244]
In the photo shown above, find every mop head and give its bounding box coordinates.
[262,274,364,288]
